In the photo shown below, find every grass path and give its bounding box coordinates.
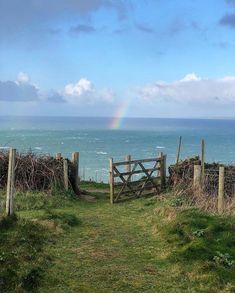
[37,196,185,292]
[13,186,234,293]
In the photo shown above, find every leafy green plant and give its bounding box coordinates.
[213,252,234,268]
[192,229,205,237]
[170,197,184,207]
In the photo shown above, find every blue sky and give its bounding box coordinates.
[1,0,235,117]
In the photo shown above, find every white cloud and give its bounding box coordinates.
[17,72,30,83]
[180,73,201,82]
[136,74,235,105]
[64,78,93,98]
[63,78,115,104]
[0,75,115,106]
[221,76,235,82]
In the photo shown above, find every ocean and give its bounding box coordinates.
[0,116,235,182]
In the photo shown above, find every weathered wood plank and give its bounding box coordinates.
[193,164,201,190]
[63,159,69,191]
[71,152,80,194]
[160,154,167,188]
[6,148,16,216]
[111,154,166,203]
[115,163,141,201]
[201,139,205,182]
[176,136,182,164]
[125,155,131,182]
[218,166,224,214]
[113,157,161,167]
[113,166,137,195]
[114,177,160,187]
[109,158,114,204]
[137,162,158,197]
[113,167,160,177]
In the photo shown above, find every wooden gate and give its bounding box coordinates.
[109,154,166,203]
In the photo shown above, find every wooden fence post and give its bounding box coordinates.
[109,158,114,204]
[63,159,69,191]
[6,148,16,216]
[193,165,201,190]
[56,153,62,160]
[71,152,79,182]
[176,136,182,165]
[218,166,225,214]
[160,153,166,189]
[201,139,205,183]
[71,152,80,195]
[125,155,131,182]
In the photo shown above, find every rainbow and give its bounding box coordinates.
[109,98,131,129]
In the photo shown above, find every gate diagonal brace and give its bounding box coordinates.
[114,163,138,201]
[113,166,137,201]
[137,162,158,197]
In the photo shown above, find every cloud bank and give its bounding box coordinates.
[0,0,128,38]
[136,73,235,105]
[0,73,114,107]
[2,72,235,118]
[0,73,38,102]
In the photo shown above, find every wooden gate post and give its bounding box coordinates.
[56,153,62,160]
[193,165,201,190]
[125,155,131,182]
[63,159,69,191]
[109,158,114,204]
[160,153,166,189]
[218,166,225,214]
[6,148,16,216]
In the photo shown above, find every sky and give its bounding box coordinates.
[1,0,235,118]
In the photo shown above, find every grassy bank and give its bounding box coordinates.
[0,183,234,292]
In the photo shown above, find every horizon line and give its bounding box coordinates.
[1,115,235,120]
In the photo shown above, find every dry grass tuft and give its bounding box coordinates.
[169,183,234,215]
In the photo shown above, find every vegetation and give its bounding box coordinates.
[0,183,234,292]
[0,214,50,292]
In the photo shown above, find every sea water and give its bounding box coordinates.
[0,116,235,182]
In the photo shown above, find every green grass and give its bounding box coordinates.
[80,180,109,190]
[163,208,235,289]
[0,186,234,292]
[0,214,51,292]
